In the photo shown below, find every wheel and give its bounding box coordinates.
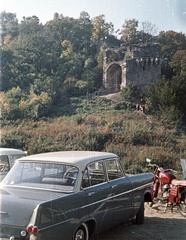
[177,191,186,218]
[149,197,158,207]
[136,200,144,224]
[73,223,89,240]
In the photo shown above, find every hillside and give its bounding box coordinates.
[1,94,186,176]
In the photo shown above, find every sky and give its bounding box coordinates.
[1,0,186,34]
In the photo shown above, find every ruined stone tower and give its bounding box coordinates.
[102,44,161,92]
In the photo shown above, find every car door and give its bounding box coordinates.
[105,158,133,225]
[82,160,114,232]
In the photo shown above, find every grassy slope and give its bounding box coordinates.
[1,95,186,176]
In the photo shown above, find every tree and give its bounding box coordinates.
[1,87,25,120]
[157,31,186,60]
[170,53,186,123]
[138,21,157,44]
[11,32,52,74]
[170,50,186,78]
[120,19,139,45]
[0,48,16,91]
[121,83,143,103]
[0,11,19,44]
[82,67,102,92]
[30,76,59,99]
[19,16,43,34]
[91,15,114,43]
[146,77,185,125]
[61,40,73,57]
[24,92,52,119]
[78,11,92,52]
[140,21,158,36]
[146,47,186,125]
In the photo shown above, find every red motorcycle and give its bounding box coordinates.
[146,158,186,217]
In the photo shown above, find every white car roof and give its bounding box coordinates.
[0,148,26,156]
[18,151,118,168]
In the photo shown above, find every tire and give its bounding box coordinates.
[177,191,186,218]
[136,200,145,224]
[73,223,89,240]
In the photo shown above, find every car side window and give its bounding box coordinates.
[105,158,123,181]
[82,161,105,188]
[0,155,10,172]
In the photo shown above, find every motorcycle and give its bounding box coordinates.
[146,158,186,217]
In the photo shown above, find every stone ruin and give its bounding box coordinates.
[102,44,162,93]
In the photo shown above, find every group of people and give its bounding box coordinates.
[136,99,145,113]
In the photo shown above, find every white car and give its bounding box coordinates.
[0,148,27,181]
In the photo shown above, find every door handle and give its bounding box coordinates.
[88,192,95,196]
[111,185,117,189]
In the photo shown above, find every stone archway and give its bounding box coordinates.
[105,63,122,92]
[102,45,162,94]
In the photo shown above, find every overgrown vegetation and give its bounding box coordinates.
[1,97,186,177]
[0,12,186,176]
[1,12,186,123]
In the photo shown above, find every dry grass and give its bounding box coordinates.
[1,109,186,176]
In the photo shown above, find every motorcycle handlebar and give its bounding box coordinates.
[147,163,177,173]
[147,163,158,168]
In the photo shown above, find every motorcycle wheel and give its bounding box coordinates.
[177,191,186,218]
[149,198,158,207]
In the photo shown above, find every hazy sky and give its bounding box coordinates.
[1,0,186,34]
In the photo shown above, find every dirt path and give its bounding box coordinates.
[91,202,186,240]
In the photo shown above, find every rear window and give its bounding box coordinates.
[2,162,79,192]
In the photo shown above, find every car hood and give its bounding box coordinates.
[0,185,67,227]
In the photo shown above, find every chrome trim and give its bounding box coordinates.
[81,182,152,208]
[39,218,74,231]
[0,211,8,215]
[3,184,74,193]
[38,182,152,231]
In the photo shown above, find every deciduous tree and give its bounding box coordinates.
[120,19,139,45]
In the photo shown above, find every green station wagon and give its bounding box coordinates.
[0,151,153,240]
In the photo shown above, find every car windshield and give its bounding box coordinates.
[2,161,79,192]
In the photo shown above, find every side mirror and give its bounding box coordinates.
[146,158,151,163]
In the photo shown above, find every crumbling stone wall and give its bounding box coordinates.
[102,44,162,92]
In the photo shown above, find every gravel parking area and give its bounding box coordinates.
[91,202,186,240]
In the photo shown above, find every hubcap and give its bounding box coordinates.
[75,228,85,240]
